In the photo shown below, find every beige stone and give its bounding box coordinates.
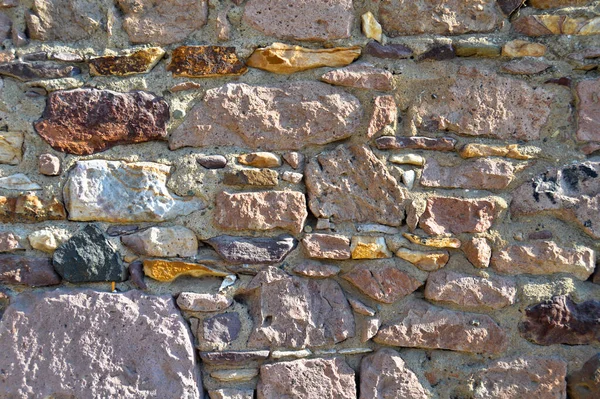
[351,236,392,259]
[238,152,281,168]
[389,154,425,166]
[395,247,449,271]
[362,12,382,42]
[403,233,462,249]
[459,143,536,160]
[320,63,394,91]
[502,40,547,57]
[28,229,69,253]
[302,233,351,260]
[421,158,516,190]
[177,292,232,313]
[211,369,258,382]
[121,226,198,258]
[0,132,23,165]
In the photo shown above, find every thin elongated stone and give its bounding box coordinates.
[320,63,394,91]
[376,136,457,151]
[514,15,600,36]
[89,47,165,76]
[0,194,66,223]
[0,62,80,81]
[143,259,229,282]
[0,255,60,287]
[200,350,270,366]
[167,46,247,78]
[205,235,296,265]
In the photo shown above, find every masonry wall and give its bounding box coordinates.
[0,1,599,398]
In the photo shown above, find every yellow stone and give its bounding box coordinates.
[502,40,547,57]
[395,248,449,271]
[351,236,392,259]
[361,12,382,43]
[459,143,537,160]
[143,259,229,282]
[403,233,461,249]
[247,42,361,74]
[238,152,282,168]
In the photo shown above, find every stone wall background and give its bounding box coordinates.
[0,0,599,398]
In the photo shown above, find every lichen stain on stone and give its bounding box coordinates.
[167,46,247,78]
[89,47,165,76]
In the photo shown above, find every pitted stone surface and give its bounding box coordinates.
[421,158,516,190]
[0,255,60,286]
[568,353,600,399]
[121,226,198,258]
[419,197,504,235]
[26,0,106,41]
[206,235,296,265]
[320,63,394,91]
[576,78,600,142]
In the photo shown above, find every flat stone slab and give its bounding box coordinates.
[0,255,60,287]
[205,235,296,265]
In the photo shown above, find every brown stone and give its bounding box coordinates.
[455,42,502,57]
[418,44,456,62]
[242,267,354,349]
[283,152,303,169]
[403,233,462,249]
[169,81,362,151]
[502,59,551,75]
[243,0,353,42]
[491,241,594,281]
[205,235,297,265]
[293,262,340,278]
[0,62,80,82]
[0,232,21,253]
[463,237,492,268]
[395,248,449,271]
[117,0,208,45]
[502,40,547,57]
[25,0,105,41]
[376,136,457,151]
[519,296,600,345]
[342,262,422,304]
[203,313,241,345]
[360,348,430,399]
[128,260,147,290]
[576,78,600,142]
[143,259,229,282]
[497,0,526,16]
[302,233,351,260]
[421,158,516,190]
[364,41,413,59]
[419,197,504,235]
[513,15,600,36]
[349,298,376,316]
[459,143,535,160]
[247,43,361,74]
[34,88,169,155]
[425,270,516,311]
[214,191,307,234]
[167,46,247,78]
[306,144,406,226]
[530,0,591,7]
[409,67,552,141]
[89,47,165,76]
[320,63,394,91]
[379,0,502,36]
[368,95,397,137]
[0,194,66,223]
[472,357,567,399]
[568,353,600,399]
[374,299,508,354]
[0,255,60,287]
[223,168,278,186]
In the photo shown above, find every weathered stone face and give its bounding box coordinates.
[530,0,591,8]
[89,47,165,76]
[143,259,228,282]
[320,63,394,91]
[203,313,241,345]
[26,0,106,41]
[34,89,169,155]
[0,132,23,165]
[0,62,81,81]
[514,15,600,36]
[205,235,297,265]
[0,255,60,286]
[376,136,457,151]
[576,78,600,142]
[568,353,600,399]
[463,237,492,269]
[169,81,362,151]
[121,226,198,258]
[302,233,351,260]
[419,197,505,235]
[0,290,201,398]
[421,158,516,190]
[0,194,66,223]
[167,46,247,78]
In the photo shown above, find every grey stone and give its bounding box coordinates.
[0,62,80,82]
[128,260,147,290]
[364,41,413,59]
[205,235,296,265]
[203,313,241,345]
[200,350,270,366]
[198,155,227,169]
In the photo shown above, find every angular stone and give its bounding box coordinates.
[198,155,227,169]
[206,235,296,265]
[302,233,350,260]
[0,174,41,190]
[376,135,456,151]
[25,0,105,41]
[459,143,535,160]
[28,229,68,253]
[177,292,232,312]
[293,262,340,278]
[502,59,551,75]
[258,357,356,399]
[117,0,208,45]
[211,369,258,382]
[362,12,382,42]
[106,225,140,237]
[306,144,406,226]
[425,270,516,311]
[89,47,165,76]
[395,247,449,271]
[282,171,303,184]
[491,241,594,280]
[530,0,591,8]
[374,300,508,354]
[342,262,422,304]
[576,78,600,142]
[463,237,492,268]
[143,259,228,282]
[209,389,253,399]
[64,160,202,223]
[513,161,600,238]
[0,194,66,223]
[360,348,430,399]
[409,67,552,140]
[170,81,362,151]
[214,191,307,234]
[0,255,60,286]
[0,62,80,82]
[283,152,303,169]
[35,89,169,155]
[128,260,147,290]
[351,236,392,259]
[223,168,278,186]
[167,46,246,78]
[379,0,502,36]
[204,313,241,345]
[349,298,376,316]
[238,152,281,168]
[200,350,270,366]
[418,44,456,62]
[422,158,516,190]
[53,224,125,283]
[568,353,600,399]
[364,41,413,59]
[514,15,600,36]
[497,0,526,16]
[0,132,22,165]
[404,233,461,248]
[502,40,547,57]
[420,197,504,235]
[368,95,397,137]
[0,290,201,398]
[247,43,361,74]
[38,153,61,175]
[243,0,353,42]
[242,267,354,349]
[320,63,394,91]
[361,317,381,342]
[121,226,198,258]
[519,296,600,345]
[0,232,21,253]
[472,357,567,399]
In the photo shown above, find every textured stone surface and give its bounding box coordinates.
[211,369,258,382]
[342,262,422,304]
[128,260,147,290]
[471,357,567,399]
[576,78,600,142]
[519,296,600,345]
[362,12,382,42]
[28,228,67,253]
[0,62,80,82]
[0,174,41,190]
[421,158,516,190]
[167,46,247,78]
[463,237,492,268]
[64,160,203,223]
[502,40,547,57]
[0,290,201,398]
[121,226,198,258]
[459,143,534,160]
[419,197,504,235]
[293,262,340,278]
[351,236,392,259]
[209,389,253,399]
[0,194,66,223]
[368,95,397,137]
[223,169,278,186]
[206,235,296,265]
[364,41,413,59]
[89,47,165,76]
[0,132,23,165]
[238,152,281,168]
[530,0,591,7]
[320,63,394,91]
[198,155,227,169]
[491,241,595,280]
[302,233,351,260]
[514,15,600,36]
[379,0,502,36]
[0,255,60,286]
[374,300,507,354]
[243,0,353,41]
[243,267,354,349]
[214,191,307,234]
[34,89,169,155]
[25,0,105,41]
[376,135,456,151]
[503,59,550,75]
[360,348,430,399]
[143,259,228,282]
[404,233,462,248]
[306,145,406,226]
[247,43,361,74]
[0,232,20,253]
[568,353,600,399]
[257,357,356,399]
[395,248,449,271]
[38,153,61,175]
[170,81,362,151]
[455,42,502,57]
[409,67,552,140]
[418,44,456,62]
[204,313,241,345]
[177,292,232,312]
[53,224,125,283]
[497,0,526,15]
[200,350,270,366]
[118,0,208,45]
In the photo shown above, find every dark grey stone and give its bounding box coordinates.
[0,62,81,81]
[418,44,455,62]
[203,313,241,344]
[106,224,140,236]
[205,235,296,265]
[197,154,227,169]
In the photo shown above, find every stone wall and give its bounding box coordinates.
[0,0,599,398]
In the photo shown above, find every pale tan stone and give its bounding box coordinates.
[238,152,281,168]
[302,233,351,260]
[459,143,536,160]
[502,40,547,57]
[403,233,462,249]
[395,247,449,271]
[28,229,69,253]
[362,12,382,42]
[0,132,23,165]
[351,236,392,259]
[121,226,198,258]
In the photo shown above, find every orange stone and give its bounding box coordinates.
[143,259,229,282]
[89,47,165,76]
[167,46,247,78]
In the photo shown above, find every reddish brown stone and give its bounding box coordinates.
[167,46,247,78]
[34,89,169,155]
[302,233,351,260]
[0,255,60,287]
[342,262,422,304]
[519,296,600,345]
[528,230,553,240]
[0,194,66,223]
[368,95,397,137]
[497,0,525,16]
[205,235,296,265]
[419,197,504,235]
[513,15,554,36]
[418,44,455,62]
[576,78,600,142]
[421,158,516,190]
[530,0,591,8]
[320,63,394,91]
[568,353,600,399]
[364,41,413,59]
[376,136,457,151]
[463,237,492,268]
[293,262,340,278]
[501,59,551,75]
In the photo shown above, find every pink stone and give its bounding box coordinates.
[368,95,397,137]
[421,158,516,190]
[320,63,394,91]
[302,233,351,260]
[293,262,340,278]
[576,78,600,142]
[463,237,492,268]
[419,197,504,235]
